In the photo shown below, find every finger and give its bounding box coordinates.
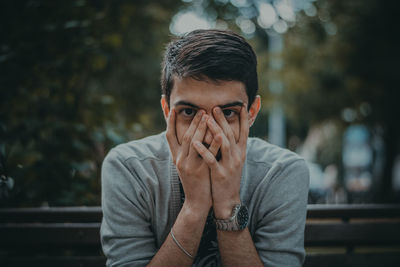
[181,110,204,156]
[213,107,235,144]
[206,117,226,143]
[165,108,179,158]
[207,117,231,160]
[208,134,222,157]
[189,113,208,157]
[238,103,249,148]
[193,141,219,170]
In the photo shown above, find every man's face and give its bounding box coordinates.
[162,77,260,146]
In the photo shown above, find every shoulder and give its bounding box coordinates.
[246,137,305,169]
[101,132,171,207]
[105,132,170,164]
[101,132,171,191]
[243,137,309,194]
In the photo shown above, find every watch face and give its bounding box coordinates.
[237,205,249,230]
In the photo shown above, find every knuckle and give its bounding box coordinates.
[176,157,184,169]
[182,134,191,144]
[210,157,218,166]
[190,140,197,147]
[206,156,217,166]
[190,140,197,148]
[232,157,241,168]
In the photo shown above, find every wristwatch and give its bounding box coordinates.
[214,203,249,231]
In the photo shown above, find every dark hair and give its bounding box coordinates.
[161,29,258,107]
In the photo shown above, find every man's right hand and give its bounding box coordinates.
[166,108,219,214]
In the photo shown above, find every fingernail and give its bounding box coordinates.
[214,107,221,114]
[202,114,207,121]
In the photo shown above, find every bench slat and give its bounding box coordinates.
[0,207,102,223]
[307,204,400,219]
[1,256,106,267]
[305,221,400,246]
[304,252,400,267]
[0,223,101,246]
[1,221,400,247]
[2,204,400,222]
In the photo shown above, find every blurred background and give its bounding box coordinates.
[1,0,399,207]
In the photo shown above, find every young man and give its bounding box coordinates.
[101,29,309,266]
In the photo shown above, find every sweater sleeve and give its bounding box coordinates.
[253,159,310,267]
[100,149,156,267]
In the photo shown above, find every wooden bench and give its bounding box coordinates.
[304,204,400,267]
[0,204,399,266]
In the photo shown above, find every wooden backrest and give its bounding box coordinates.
[304,204,400,267]
[305,204,400,247]
[0,207,102,247]
[1,204,400,266]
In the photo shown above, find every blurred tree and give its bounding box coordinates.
[185,0,400,202]
[0,0,180,206]
[281,0,400,202]
[2,0,399,205]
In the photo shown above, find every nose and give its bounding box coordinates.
[203,128,213,146]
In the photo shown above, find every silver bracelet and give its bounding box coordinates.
[170,228,194,259]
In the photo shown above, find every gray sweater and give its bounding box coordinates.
[101,132,309,267]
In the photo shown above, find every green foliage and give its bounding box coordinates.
[0,0,180,206]
[195,0,400,200]
[282,0,400,198]
[2,0,399,205]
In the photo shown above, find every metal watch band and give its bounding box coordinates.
[214,204,248,231]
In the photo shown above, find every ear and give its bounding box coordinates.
[160,95,170,122]
[248,95,261,127]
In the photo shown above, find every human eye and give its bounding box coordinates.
[180,108,197,118]
[222,109,238,120]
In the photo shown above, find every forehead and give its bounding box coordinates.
[170,77,248,109]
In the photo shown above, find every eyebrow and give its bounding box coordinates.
[174,100,243,109]
[220,101,244,109]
